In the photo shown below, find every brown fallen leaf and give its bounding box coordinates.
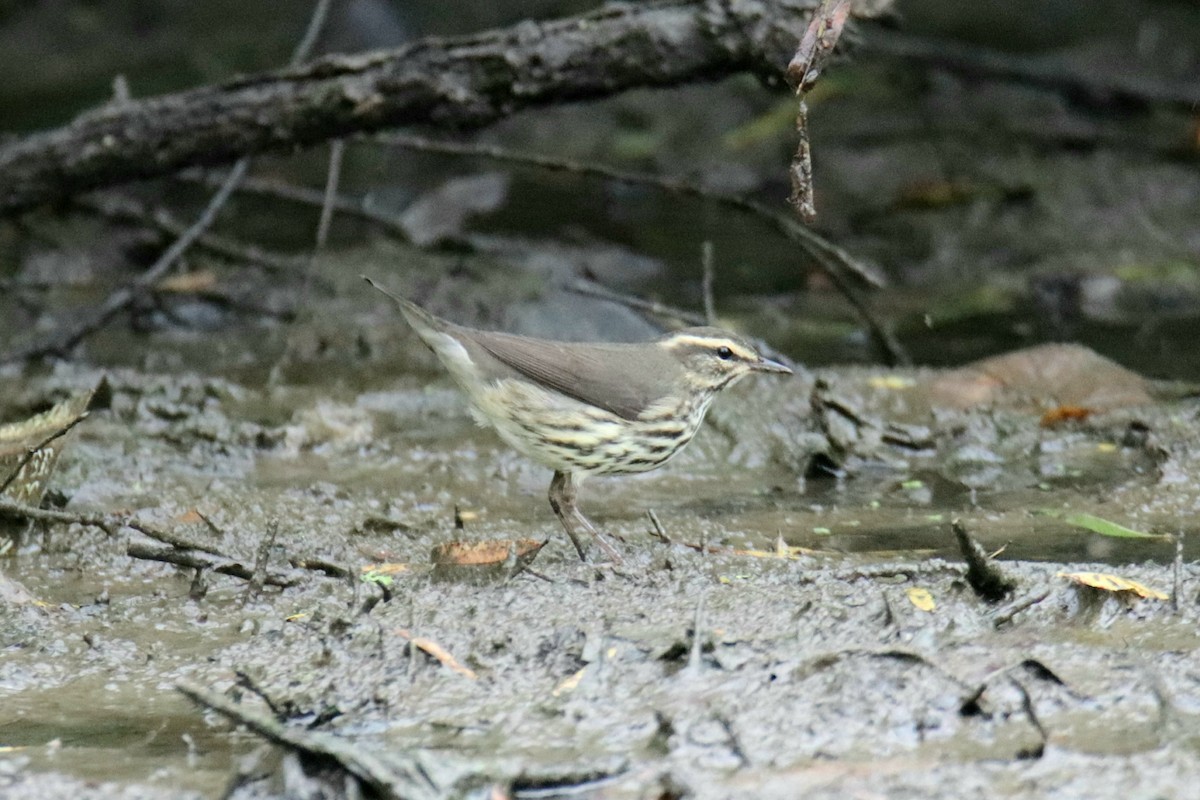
[395,628,478,679]
[1040,405,1094,427]
[430,539,546,579]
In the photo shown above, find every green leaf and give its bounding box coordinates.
[1040,510,1169,540]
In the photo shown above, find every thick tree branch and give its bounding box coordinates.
[0,0,824,215]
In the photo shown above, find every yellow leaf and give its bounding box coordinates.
[906,587,936,612]
[1056,572,1168,600]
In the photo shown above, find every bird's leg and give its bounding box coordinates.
[548,470,623,564]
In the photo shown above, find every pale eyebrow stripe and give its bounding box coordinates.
[663,335,756,360]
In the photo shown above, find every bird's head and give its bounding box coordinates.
[658,327,792,393]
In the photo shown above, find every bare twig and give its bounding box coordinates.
[567,278,707,326]
[375,132,905,365]
[700,241,717,326]
[0,0,334,365]
[306,138,344,293]
[785,0,851,223]
[0,1,835,214]
[176,680,445,800]
[788,101,816,223]
[646,510,671,545]
[292,0,333,62]
[0,412,88,497]
[991,590,1050,628]
[289,556,352,579]
[374,132,881,288]
[176,170,412,241]
[74,194,314,279]
[0,498,341,584]
[245,519,281,603]
[1,159,249,364]
[128,542,297,588]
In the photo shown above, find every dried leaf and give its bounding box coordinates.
[1040,405,1094,427]
[1057,571,1168,600]
[395,629,478,679]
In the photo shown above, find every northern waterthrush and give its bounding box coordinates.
[366,278,792,562]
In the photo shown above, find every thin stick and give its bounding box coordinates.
[1,159,248,363]
[567,278,706,325]
[1172,530,1184,613]
[306,138,344,294]
[687,594,707,674]
[74,194,314,279]
[127,543,296,587]
[646,510,671,545]
[372,133,906,365]
[176,680,442,799]
[0,413,88,497]
[0,0,334,366]
[700,241,717,325]
[244,519,281,604]
[291,0,332,64]
[175,171,412,242]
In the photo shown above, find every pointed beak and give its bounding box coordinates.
[753,356,793,375]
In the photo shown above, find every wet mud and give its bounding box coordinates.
[3,289,1199,797]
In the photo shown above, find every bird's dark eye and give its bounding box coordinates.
[716,346,733,360]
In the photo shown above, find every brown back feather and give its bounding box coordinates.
[461,329,684,420]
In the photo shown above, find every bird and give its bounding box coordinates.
[364,277,792,562]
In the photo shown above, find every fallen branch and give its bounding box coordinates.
[0,0,335,364]
[0,498,343,585]
[128,542,297,588]
[0,0,845,216]
[176,681,446,800]
[0,160,250,364]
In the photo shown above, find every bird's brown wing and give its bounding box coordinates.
[464,330,680,421]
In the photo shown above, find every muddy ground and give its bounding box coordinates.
[2,263,1199,800]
